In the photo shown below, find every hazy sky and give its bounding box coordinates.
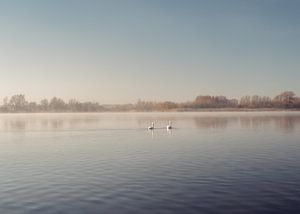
[0,0,299,104]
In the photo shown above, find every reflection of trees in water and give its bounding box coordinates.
[50,119,64,129]
[239,116,300,133]
[1,116,102,131]
[240,116,272,129]
[193,115,300,133]
[193,117,236,130]
[4,120,27,131]
[135,114,300,133]
[273,116,300,133]
[46,117,102,130]
[1,114,300,133]
[3,119,39,131]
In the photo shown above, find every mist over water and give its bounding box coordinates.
[0,112,300,213]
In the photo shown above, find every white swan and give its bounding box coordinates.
[148,122,154,130]
[166,121,172,129]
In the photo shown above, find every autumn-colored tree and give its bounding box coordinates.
[273,91,296,108]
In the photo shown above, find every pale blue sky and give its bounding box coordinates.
[0,0,299,103]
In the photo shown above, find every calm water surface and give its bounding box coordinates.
[0,112,300,214]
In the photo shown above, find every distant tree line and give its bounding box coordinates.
[0,91,300,113]
[0,95,106,112]
[135,91,300,111]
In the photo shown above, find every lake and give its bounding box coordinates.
[0,112,300,214]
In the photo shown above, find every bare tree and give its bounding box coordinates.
[49,97,66,112]
[9,94,27,112]
[40,99,49,111]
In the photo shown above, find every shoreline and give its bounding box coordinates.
[0,108,300,114]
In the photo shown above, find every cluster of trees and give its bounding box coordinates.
[239,91,300,108]
[135,100,178,111]
[135,91,300,111]
[0,91,299,113]
[192,96,238,108]
[239,95,272,108]
[0,95,105,112]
